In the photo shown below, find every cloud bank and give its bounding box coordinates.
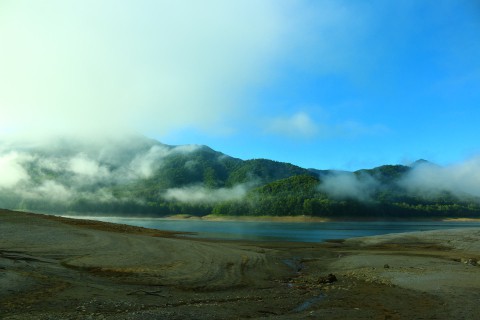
[0,0,293,136]
[0,152,31,188]
[0,0,408,139]
[318,172,379,201]
[265,111,387,140]
[318,157,480,203]
[0,137,206,207]
[400,159,480,199]
[163,184,248,204]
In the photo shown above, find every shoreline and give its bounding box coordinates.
[55,212,480,224]
[170,214,332,223]
[442,217,480,222]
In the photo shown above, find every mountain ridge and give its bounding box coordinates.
[0,135,479,218]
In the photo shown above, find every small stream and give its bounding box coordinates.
[281,258,326,313]
[292,294,326,313]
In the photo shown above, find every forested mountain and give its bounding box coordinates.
[1,135,479,219]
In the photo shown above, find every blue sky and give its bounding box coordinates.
[1,0,479,170]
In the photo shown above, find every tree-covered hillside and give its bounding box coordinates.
[1,135,479,219]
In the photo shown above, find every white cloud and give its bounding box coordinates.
[266,112,319,138]
[38,157,65,172]
[0,0,402,139]
[318,172,379,201]
[129,145,170,179]
[35,181,72,202]
[128,144,201,179]
[0,152,30,188]
[69,155,108,178]
[0,0,292,136]
[174,144,202,154]
[163,184,248,204]
[265,111,386,139]
[400,158,480,198]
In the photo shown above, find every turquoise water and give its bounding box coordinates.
[68,216,480,242]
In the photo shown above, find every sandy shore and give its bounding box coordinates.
[1,209,480,319]
[166,214,331,223]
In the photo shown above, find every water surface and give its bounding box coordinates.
[66,216,480,242]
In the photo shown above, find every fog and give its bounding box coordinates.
[399,158,480,199]
[163,184,249,204]
[0,1,301,136]
[318,171,380,202]
[0,0,414,139]
[2,132,480,214]
[0,136,206,207]
[317,157,480,202]
[0,152,31,188]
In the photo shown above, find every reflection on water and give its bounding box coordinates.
[62,216,480,243]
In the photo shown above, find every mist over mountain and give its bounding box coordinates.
[0,134,479,218]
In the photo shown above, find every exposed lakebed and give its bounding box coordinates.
[4,210,480,319]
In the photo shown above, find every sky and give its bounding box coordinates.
[0,0,479,171]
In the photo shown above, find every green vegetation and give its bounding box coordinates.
[211,174,480,219]
[1,136,480,219]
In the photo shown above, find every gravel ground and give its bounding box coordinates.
[1,209,480,319]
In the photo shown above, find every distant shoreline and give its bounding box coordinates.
[55,212,480,224]
[442,217,480,222]
[164,214,480,223]
[166,214,332,223]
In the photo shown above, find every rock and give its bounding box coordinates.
[461,258,478,266]
[318,273,337,284]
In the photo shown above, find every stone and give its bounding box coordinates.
[319,273,337,284]
[461,258,478,266]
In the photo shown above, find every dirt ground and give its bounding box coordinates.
[1,209,480,319]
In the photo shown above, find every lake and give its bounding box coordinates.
[66,216,480,242]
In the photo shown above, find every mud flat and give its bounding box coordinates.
[1,209,480,319]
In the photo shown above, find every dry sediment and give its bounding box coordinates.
[1,209,480,319]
